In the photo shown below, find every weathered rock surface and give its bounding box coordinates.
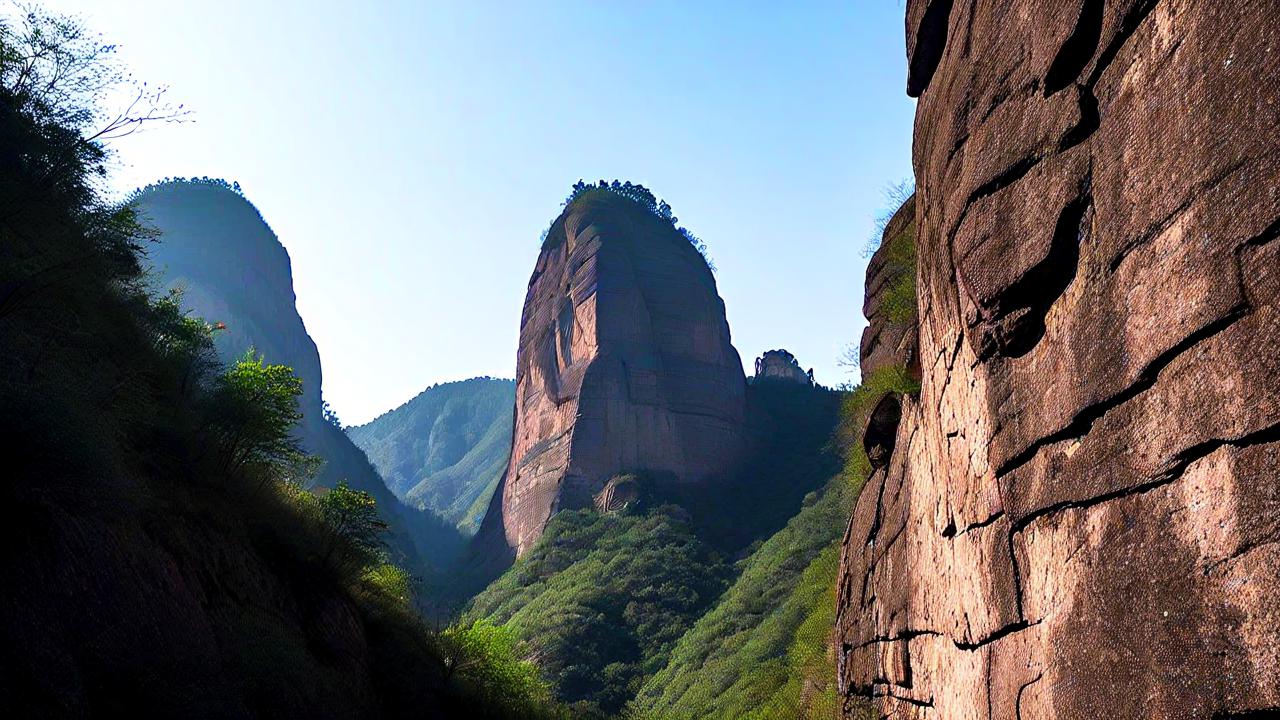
[837,2,1280,718]
[753,349,813,385]
[479,190,747,558]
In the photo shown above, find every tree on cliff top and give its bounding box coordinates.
[555,179,714,269]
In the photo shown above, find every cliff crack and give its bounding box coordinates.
[1084,0,1161,88]
[1205,532,1280,575]
[1045,0,1104,95]
[1108,147,1280,272]
[953,619,1039,651]
[1012,418,1280,536]
[851,629,944,652]
[908,0,957,97]
[1015,671,1045,720]
[874,689,935,709]
[995,303,1251,480]
[957,510,1004,537]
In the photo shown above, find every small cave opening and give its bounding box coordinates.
[864,393,903,470]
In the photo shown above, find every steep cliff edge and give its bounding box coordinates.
[136,179,463,569]
[479,187,748,559]
[837,2,1280,718]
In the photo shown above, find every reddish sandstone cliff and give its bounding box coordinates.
[480,190,747,558]
[837,1,1280,718]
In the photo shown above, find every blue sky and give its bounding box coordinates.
[48,0,915,424]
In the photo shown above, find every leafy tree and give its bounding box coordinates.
[440,620,551,701]
[205,349,305,474]
[555,179,714,268]
[318,480,389,559]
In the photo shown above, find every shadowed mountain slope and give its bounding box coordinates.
[348,377,514,535]
[135,179,463,569]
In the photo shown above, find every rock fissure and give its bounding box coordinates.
[994,303,1251,481]
[1045,0,1105,95]
[953,619,1039,652]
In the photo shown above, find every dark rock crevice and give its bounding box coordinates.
[976,183,1092,360]
[908,0,957,97]
[1011,419,1280,541]
[1044,0,1105,95]
[1084,0,1162,88]
[953,619,1039,652]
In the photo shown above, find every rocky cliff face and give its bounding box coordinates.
[479,189,747,558]
[837,2,1280,718]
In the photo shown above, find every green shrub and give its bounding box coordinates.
[440,620,556,710]
[878,223,918,323]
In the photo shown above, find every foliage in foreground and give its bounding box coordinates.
[0,7,576,718]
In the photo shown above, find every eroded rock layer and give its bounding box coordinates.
[482,191,747,558]
[837,2,1280,718]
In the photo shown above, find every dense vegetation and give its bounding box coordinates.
[876,215,917,324]
[0,9,576,717]
[546,179,713,268]
[631,473,857,718]
[347,377,514,534]
[464,506,731,714]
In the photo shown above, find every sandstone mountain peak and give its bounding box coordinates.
[478,187,747,559]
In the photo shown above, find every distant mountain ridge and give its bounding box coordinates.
[135,178,464,569]
[348,377,514,534]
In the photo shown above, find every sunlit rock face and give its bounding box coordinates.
[481,191,747,558]
[837,2,1280,718]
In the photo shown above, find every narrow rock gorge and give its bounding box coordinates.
[837,1,1280,718]
[478,188,748,559]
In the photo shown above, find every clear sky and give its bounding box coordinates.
[45,0,915,425]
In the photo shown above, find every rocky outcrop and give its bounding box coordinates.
[479,189,747,559]
[837,2,1280,718]
[858,195,919,378]
[752,349,813,385]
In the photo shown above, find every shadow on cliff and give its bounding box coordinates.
[652,380,844,556]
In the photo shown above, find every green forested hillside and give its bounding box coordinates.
[631,474,856,719]
[135,178,465,571]
[464,506,730,714]
[348,377,514,534]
